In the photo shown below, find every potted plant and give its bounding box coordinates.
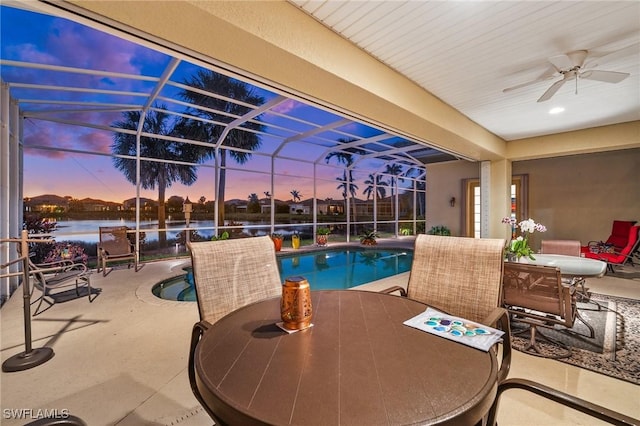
[210,231,229,241]
[359,229,378,246]
[271,233,284,252]
[291,231,301,250]
[400,226,413,236]
[316,227,330,246]
[427,225,451,236]
[501,217,547,261]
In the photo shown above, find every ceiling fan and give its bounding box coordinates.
[503,49,631,102]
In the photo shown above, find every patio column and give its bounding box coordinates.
[480,160,512,240]
[1,82,22,302]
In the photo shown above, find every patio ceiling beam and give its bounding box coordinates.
[314,132,394,163]
[215,95,288,147]
[283,118,350,144]
[273,117,351,157]
[16,99,140,109]
[354,145,425,166]
[142,57,181,110]
[8,82,149,98]
[0,59,158,82]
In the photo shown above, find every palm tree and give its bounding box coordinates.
[384,163,404,217]
[363,173,388,200]
[179,70,265,226]
[111,106,199,247]
[247,193,260,213]
[325,139,364,222]
[290,189,302,202]
[335,171,359,217]
[402,166,426,218]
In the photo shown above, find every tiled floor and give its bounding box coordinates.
[1,243,639,425]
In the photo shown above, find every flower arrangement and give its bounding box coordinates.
[501,217,547,261]
[43,242,88,264]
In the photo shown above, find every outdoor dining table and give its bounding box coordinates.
[193,290,499,426]
[517,254,607,302]
[523,254,607,278]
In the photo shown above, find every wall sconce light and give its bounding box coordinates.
[449,197,456,207]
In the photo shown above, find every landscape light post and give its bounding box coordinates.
[183,197,192,246]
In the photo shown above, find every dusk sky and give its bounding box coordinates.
[1,5,411,205]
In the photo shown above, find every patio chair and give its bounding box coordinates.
[381,234,511,383]
[487,378,639,426]
[540,239,589,299]
[581,220,636,255]
[583,225,640,273]
[502,263,592,359]
[540,239,581,257]
[27,252,95,316]
[186,236,282,424]
[97,226,138,276]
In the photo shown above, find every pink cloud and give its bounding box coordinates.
[270,99,300,115]
[78,131,113,153]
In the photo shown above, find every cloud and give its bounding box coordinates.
[78,131,113,153]
[270,99,300,114]
[23,125,69,159]
[23,121,113,159]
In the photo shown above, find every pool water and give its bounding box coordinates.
[152,247,413,302]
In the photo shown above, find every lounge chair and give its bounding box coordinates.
[97,226,139,276]
[583,225,640,273]
[28,254,95,316]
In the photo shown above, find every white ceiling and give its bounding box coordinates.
[289,1,640,141]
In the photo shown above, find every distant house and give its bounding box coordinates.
[123,198,156,211]
[23,194,70,213]
[289,203,310,215]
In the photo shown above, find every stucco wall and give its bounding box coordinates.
[426,160,479,236]
[513,148,640,249]
[427,148,640,248]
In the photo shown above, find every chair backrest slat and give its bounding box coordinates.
[188,236,282,325]
[541,240,581,257]
[502,263,573,328]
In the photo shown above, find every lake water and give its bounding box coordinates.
[51,219,307,244]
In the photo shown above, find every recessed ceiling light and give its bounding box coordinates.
[549,107,565,114]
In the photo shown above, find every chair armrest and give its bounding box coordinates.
[379,285,407,297]
[487,378,640,426]
[482,307,512,383]
[36,259,76,268]
[33,262,87,275]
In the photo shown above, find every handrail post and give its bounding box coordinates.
[2,230,54,372]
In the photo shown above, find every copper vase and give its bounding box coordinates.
[281,276,312,330]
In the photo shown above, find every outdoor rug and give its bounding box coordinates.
[511,293,640,385]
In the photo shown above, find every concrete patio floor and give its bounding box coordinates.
[1,241,639,425]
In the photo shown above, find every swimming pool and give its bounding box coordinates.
[152,247,413,302]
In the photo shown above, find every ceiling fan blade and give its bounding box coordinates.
[580,70,630,83]
[584,42,640,69]
[548,54,574,71]
[537,79,567,102]
[503,67,557,93]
